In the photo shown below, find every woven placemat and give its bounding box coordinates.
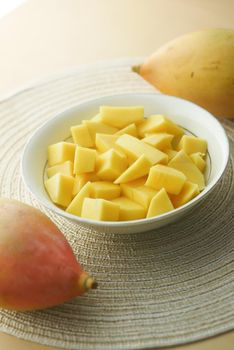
[0,59,233,350]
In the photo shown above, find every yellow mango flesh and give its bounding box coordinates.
[66,182,91,216]
[48,142,76,167]
[83,120,118,141]
[164,149,178,161]
[116,134,168,165]
[147,188,174,218]
[170,181,199,208]
[45,174,74,207]
[115,123,138,137]
[45,105,207,221]
[190,153,206,172]
[90,181,120,200]
[121,183,157,210]
[95,133,126,158]
[47,160,73,178]
[72,173,99,197]
[111,197,146,221]
[178,135,207,154]
[142,133,174,150]
[138,115,184,138]
[114,155,151,184]
[81,198,119,221]
[168,150,205,190]
[100,106,144,128]
[96,149,128,181]
[71,124,94,148]
[73,147,96,175]
[146,164,186,195]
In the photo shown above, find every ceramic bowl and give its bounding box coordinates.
[21,93,229,234]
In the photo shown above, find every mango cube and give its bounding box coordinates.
[111,197,146,221]
[71,124,94,147]
[96,149,128,181]
[168,150,205,190]
[100,106,144,128]
[73,146,96,175]
[170,181,199,208]
[116,134,168,165]
[81,198,119,221]
[164,149,178,161]
[177,135,207,154]
[146,164,186,195]
[142,133,174,150]
[190,153,206,172]
[115,123,138,137]
[47,160,73,178]
[91,114,102,122]
[45,173,74,207]
[72,172,99,196]
[83,120,118,142]
[48,142,76,167]
[147,188,174,218]
[66,182,91,216]
[114,155,151,184]
[90,181,120,200]
[121,183,157,210]
[138,115,184,138]
[95,134,125,157]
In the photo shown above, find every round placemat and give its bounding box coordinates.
[0,59,233,350]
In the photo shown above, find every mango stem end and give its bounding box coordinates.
[132,65,141,74]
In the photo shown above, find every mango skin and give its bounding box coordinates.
[0,198,93,311]
[137,28,234,118]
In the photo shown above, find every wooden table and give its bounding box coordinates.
[0,0,233,349]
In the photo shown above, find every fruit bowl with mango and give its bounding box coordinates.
[21,93,229,234]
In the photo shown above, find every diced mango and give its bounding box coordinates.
[73,146,96,175]
[48,142,76,167]
[100,106,144,128]
[164,149,178,161]
[168,150,205,190]
[90,181,120,200]
[95,133,125,158]
[91,114,102,122]
[121,183,157,210]
[177,135,207,155]
[83,120,118,142]
[190,153,206,172]
[81,198,119,221]
[146,164,186,195]
[114,155,151,184]
[138,115,184,138]
[66,182,91,216]
[72,172,99,196]
[96,149,128,181]
[95,133,119,152]
[169,181,199,208]
[111,197,146,221]
[45,173,74,207]
[115,123,138,137]
[116,134,168,165]
[142,133,174,150]
[147,188,174,218]
[71,124,94,147]
[47,160,73,178]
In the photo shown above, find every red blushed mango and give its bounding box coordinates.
[0,198,97,311]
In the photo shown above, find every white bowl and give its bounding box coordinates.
[21,93,229,234]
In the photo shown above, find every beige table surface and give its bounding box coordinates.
[0,0,233,349]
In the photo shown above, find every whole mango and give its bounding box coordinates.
[0,198,97,311]
[133,28,234,118]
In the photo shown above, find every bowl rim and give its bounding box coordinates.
[21,92,230,228]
